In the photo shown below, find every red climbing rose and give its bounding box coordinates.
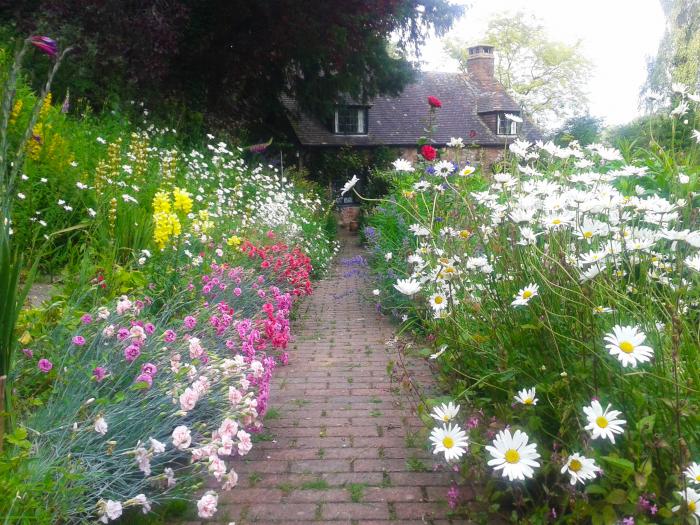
[420,145,437,161]
[428,96,442,108]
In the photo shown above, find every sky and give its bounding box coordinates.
[417,0,667,126]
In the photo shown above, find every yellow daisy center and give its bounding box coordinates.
[524,398,534,405]
[689,501,697,512]
[583,231,593,238]
[505,449,520,464]
[442,436,454,449]
[443,415,450,422]
[596,416,609,428]
[522,290,533,299]
[619,341,635,354]
[552,219,562,225]
[569,459,583,472]
[459,230,470,238]
[696,474,700,482]
[434,296,444,305]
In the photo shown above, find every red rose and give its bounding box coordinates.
[420,145,437,161]
[428,96,442,108]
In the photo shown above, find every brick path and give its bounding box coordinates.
[215,230,460,525]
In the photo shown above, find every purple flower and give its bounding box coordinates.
[117,327,130,341]
[135,373,153,388]
[163,329,177,343]
[22,348,33,358]
[29,36,58,57]
[141,362,158,376]
[621,518,635,525]
[183,316,197,330]
[124,344,141,362]
[81,314,93,325]
[93,366,107,382]
[72,335,86,346]
[38,358,53,373]
[144,323,155,335]
[447,486,459,509]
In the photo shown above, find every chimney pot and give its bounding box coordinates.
[466,45,495,83]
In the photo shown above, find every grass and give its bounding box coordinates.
[265,407,281,421]
[277,482,296,495]
[347,483,366,503]
[301,478,330,490]
[406,457,428,472]
[248,472,263,487]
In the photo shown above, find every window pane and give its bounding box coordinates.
[337,107,358,133]
[357,109,365,133]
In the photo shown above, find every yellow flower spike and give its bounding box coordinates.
[39,92,52,120]
[9,99,23,125]
[227,235,242,247]
[172,187,193,214]
[152,191,172,214]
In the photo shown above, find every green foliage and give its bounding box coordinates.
[553,114,604,146]
[644,0,700,102]
[444,12,593,130]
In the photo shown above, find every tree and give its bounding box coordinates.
[444,12,592,131]
[643,0,700,107]
[1,1,462,131]
[552,114,604,147]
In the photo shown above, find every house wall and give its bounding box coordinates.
[399,145,506,173]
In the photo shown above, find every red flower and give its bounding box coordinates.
[428,96,442,108]
[420,145,437,161]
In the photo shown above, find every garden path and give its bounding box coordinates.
[210,229,463,525]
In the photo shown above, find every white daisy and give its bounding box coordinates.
[340,175,359,196]
[430,345,448,359]
[392,158,415,172]
[434,160,455,177]
[447,137,464,148]
[686,254,700,272]
[429,292,448,311]
[603,325,654,368]
[429,423,469,462]
[393,278,421,296]
[560,453,599,485]
[583,400,626,443]
[672,488,700,522]
[592,306,614,315]
[511,283,539,307]
[431,402,460,423]
[459,166,476,177]
[685,462,700,485]
[486,429,540,481]
[514,388,538,406]
[504,113,523,123]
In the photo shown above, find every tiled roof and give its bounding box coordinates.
[284,71,541,147]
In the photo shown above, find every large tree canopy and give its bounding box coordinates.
[1,1,462,129]
[644,0,700,106]
[444,12,592,131]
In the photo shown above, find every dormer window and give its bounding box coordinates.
[334,106,368,135]
[497,112,520,136]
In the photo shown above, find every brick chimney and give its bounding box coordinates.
[466,45,495,83]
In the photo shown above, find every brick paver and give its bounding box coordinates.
[214,230,461,524]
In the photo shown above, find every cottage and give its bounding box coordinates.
[285,45,541,180]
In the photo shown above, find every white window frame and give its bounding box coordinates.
[334,107,367,135]
[496,113,519,136]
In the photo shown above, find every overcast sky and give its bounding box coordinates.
[418,0,666,126]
